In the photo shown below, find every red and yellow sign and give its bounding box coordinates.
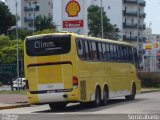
[65,0,81,17]
[144,44,152,50]
[153,43,159,49]
[63,20,83,28]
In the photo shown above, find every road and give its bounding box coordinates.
[0,92,160,120]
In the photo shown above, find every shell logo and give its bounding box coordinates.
[153,43,159,48]
[65,0,81,17]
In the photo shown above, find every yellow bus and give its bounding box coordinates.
[24,32,141,110]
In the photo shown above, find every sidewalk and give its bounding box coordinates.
[0,94,30,110]
[141,88,160,93]
[0,88,160,110]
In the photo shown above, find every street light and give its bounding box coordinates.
[32,2,37,34]
[137,1,140,54]
[100,0,104,38]
[15,0,19,90]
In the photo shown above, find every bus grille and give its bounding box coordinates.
[80,81,86,100]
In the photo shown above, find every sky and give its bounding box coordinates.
[145,0,160,34]
[1,0,160,34]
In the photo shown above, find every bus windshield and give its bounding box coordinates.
[26,35,71,56]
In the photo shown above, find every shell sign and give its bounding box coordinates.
[62,0,85,34]
[62,0,84,19]
[65,0,81,17]
[153,43,159,49]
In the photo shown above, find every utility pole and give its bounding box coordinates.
[15,0,19,90]
[100,0,104,38]
[32,2,35,34]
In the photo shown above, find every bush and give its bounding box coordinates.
[139,72,160,87]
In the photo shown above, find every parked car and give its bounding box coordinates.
[13,78,27,90]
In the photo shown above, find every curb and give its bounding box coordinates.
[141,89,160,93]
[0,103,30,110]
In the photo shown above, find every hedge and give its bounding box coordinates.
[138,72,160,87]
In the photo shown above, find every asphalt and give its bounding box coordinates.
[0,88,160,110]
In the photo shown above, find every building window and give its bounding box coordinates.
[28,2,31,6]
[51,3,53,9]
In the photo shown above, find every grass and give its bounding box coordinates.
[0,90,27,95]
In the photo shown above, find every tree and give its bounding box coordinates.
[0,36,23,64]
[33,29,57,35]
[7,28,32,40]
[88,5,119,40]
[0,1,16,35]
[32,15,57,31]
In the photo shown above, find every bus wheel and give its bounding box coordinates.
[125,83,136,100]
[93,87,101,107]
[49,103,66,110]
[102,86,109,106]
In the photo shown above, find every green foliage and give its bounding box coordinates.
[139,72,160,87]
[33,29,57,35]
[7,28,32,40]
[0,81,2,86]
[87,5,119,40]
[33,15,57,31]
[0,90,26,95]
[0,1,16,35]
[0,36,24,64]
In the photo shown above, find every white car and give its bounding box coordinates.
[13,78,27,90]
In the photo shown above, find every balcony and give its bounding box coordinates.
[123,22,137,29]
[123,0,137,4]
[123,35,146,42]
[123,35,137,41]
[24,17,35,22]
[24,6,39,12]
[138,0,146,6]
[123,10,137,17]
[139,13,146,18]
[139,36,146,42]
[139,24,146,30]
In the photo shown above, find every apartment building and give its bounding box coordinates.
[53,0,146,52]
[91,0,146,53]
[5,0,53,30]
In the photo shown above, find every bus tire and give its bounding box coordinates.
[49,103,66,110]
[93,87,101,107]
[102,86,109,106]
[125,83,136,100]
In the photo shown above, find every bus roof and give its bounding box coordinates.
[26,32,134,47]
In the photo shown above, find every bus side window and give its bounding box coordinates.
[88,41,93,60]
[129,47,133,61]
[76,39,85,60]
[123,46,128,61]
[118,45,123,61]
[106,43,110,60]
[110,44,114,60]
[102,43,107,60]
[84,41,90,60]
[121,46,125,60]
[114,45,118,60]
[98,43,103,60]
[91,42,98,60]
